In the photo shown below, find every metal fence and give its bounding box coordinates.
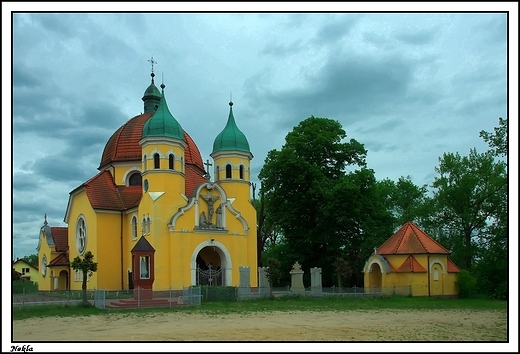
[13,285,412,309]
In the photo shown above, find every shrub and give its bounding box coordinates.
[201,286,237,302]
[456,269,477,298]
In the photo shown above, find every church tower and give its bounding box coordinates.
[139,80,187,235]
[211,100,253,201]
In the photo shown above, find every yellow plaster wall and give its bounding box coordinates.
[95,212,124,290]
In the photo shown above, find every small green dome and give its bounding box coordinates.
[212,102,250,153]
[142,74,162,113]
[142,85,184,140]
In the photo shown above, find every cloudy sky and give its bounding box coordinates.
[6,5,517,262]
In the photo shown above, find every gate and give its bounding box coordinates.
[196,266,224,286]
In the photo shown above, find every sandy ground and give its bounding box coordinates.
[13,309,507,342]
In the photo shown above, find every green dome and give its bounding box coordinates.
[212,102,250,153]
[142,74,162,113]
[142,86,184,140]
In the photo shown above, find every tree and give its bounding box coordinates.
[22,254,38,267]
[377,176,431,229]
[264,258,283,296]
[259,116,392,286]
[479,117,507,158]
[71,251,98,305]
[254,184,282,268]
[431,148,507,270]
[333,257,352,289]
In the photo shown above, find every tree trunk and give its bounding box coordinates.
[82,275,88,305]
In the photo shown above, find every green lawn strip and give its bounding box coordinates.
[13,296,507,321]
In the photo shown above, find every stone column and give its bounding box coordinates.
[310,267,322,296]
[290,262,305,293]
[238,266,251,300]
[258,267,270,297]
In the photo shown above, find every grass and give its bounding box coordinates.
[12,296,507,321]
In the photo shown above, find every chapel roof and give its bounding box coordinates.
[377,221,450,255]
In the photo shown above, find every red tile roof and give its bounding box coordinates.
[49,252,69,266]
[377,221,450,255]
[99,114,205,171]
[395,255,427,273]
[51,227,69,252]
[185,163,207,197]
[84,171,142,211]
[447,258,461,273]
[99,113,152,169]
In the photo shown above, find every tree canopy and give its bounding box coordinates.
[71,251,98,305]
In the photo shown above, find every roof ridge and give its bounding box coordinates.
[392,222,410,253]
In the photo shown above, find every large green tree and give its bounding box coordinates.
[71,251,98,305]
[376,176,431,230]
[21,254,38,267]
[429,118,507,300]
[258,116,392,286]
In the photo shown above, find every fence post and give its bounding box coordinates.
[22,287,25,309]
[169,287,172,308]
[332,285,335,294]
[354,285,356,296]
[137,286,140,308]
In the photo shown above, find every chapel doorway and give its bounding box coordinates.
[196,246,224,286]
[369,263,382,291]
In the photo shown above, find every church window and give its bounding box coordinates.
[216,166,220,181]
[76,216,87,255]
[181,157,184,172]
[239,165,244,179]
[226,164,232,179]
[169,154,174,169]
[433,267,439,281]
[143,155,147,171]
[132,216,138,240]
[147,216,151,234]
[142,217,146,236]
[154,153,160,169]
[140,256,150,279]
[129,172,142,186]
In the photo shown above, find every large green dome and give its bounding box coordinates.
[142,85,184,140]
[212,102,250,153]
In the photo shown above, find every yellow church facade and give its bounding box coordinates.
[37,67,258,292]
[363,222,460,297]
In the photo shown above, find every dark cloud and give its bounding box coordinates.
[30,13,91,38]
[27,154,95,183]
[259,39,305,57]
[394,26,439,45]
[313,15,361,45]
[248,52,416,132]
[13,64,43,89]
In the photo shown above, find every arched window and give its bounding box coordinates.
[239,165,244,179]
[216,166,220,181]
[181,157,184,172]
[154,153,160,169]
[142,217,146,236]
[433,268,439,281]
[129,172,142,186]
[146,216,151,234]
[226,164,232,179]
[76,216,87,255]
[132,216,138,240]
[143,155,147,171]
[169,154,174,170]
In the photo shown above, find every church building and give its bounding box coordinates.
[36,62,258,292]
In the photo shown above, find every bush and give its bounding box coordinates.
[12,280,38,294]
[456,269,477,298]
[201,286,237,302]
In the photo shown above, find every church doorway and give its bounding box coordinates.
[196,246,224,286]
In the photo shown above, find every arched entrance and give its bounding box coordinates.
[369,263,382,290]
[58,270,69,290]
[191,240,232,286]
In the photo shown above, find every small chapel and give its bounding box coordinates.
[36,59,258,292]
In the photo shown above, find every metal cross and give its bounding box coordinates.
[148,55,157,73]
[204,159,213,179]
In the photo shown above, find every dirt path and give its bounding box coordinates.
[13,309,506,342]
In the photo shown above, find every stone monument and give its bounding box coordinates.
[290,261,305,293]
